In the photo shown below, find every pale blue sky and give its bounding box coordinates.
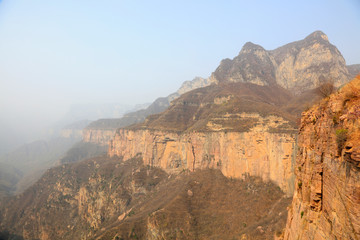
[0,0,359,147]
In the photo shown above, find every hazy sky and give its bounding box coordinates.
[0,0,360,150]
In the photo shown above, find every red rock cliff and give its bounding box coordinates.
[284,75,360,239]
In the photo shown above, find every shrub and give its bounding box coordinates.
[316,81,335,98]
[301,211,304,218]
[335,129,348,154]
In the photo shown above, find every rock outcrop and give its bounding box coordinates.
[109,128,297,195]
[284,75,360,239]
[109,82,300,195]
[84,31,356,147]
[210,31,353,94]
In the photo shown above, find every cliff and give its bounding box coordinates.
[210,31,353,94]
[284,75,360,239]
[109,128,296,196]
[84,31,355,147]
[108,82,300,195]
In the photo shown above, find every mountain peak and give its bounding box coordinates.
[305,30,329,42]
[240,42,265,53]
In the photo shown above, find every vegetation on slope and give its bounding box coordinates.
[0,155,290,240]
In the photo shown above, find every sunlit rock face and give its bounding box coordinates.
[109,79,301,196]
[283,75,360,240]
[109,128,297,196]
[210,31,353,94]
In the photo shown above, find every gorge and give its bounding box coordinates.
[0,31,359,240]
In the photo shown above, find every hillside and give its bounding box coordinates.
[0,137,80,195]
[84,31,357,148]
[0,156,290,240]
[83,77,210,146]
[130,82,296,132]
[0,31,359,240]
[0,163,22,199]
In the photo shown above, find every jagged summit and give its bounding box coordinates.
[210,31,352,93]
[304,30,329,42]
[240,41,266,53]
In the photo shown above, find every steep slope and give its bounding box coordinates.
[108,31,359,196]
[109,82,298,195]
[0,163,22,199]
[130,82,295,132]
[284,75,360,240]
[0,156,168,240]
[0,155,290,240]
[83,77,210,146]
[0,137,80,195]
[84,31,355,147]
[210,31,352,94]
[347,64,360,77]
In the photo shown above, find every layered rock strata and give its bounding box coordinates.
[284,75,360,239]
[109,125,297,196]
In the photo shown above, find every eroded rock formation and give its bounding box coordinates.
[210,31,355,94]
[108,81,299,196]
[109,128,296,196]
[284,75,360,239]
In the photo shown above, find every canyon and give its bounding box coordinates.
[0,31,359,240]
[107,31,356,196]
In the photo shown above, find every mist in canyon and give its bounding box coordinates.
[0,1,360,239]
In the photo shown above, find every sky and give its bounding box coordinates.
[0,0,359,151]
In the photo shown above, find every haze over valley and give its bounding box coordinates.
[0,1,360,240]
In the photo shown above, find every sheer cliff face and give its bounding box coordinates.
[109,82,299,195]
[109,129,296,195]
[210,31,352,94]
[284,76,360,240]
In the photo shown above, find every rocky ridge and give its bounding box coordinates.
[83,77,210,146]
[108,31,358,197]
[283,75,360,239]
[210,31,355,94]
[109,82,299,195]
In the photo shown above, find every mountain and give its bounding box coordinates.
[0,31,359,239]
[210,31,354,94]
[0,137,81,195]
[108,31,357,196]
[347,64,360,77]
[85,31,358,148]
[283,75,360,240]
[82,77,210,146]
[0,163,22,199]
